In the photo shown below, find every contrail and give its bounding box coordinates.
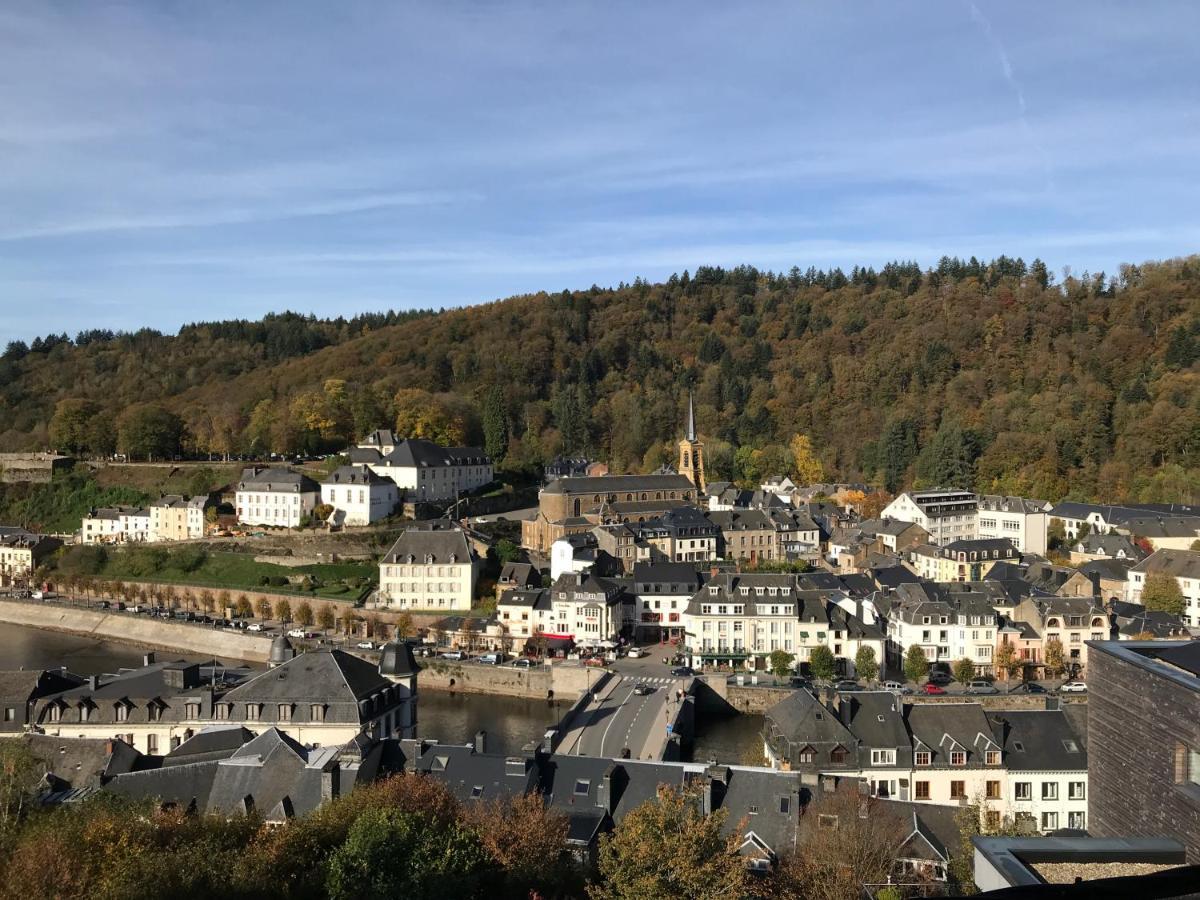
[965,1,1055,193]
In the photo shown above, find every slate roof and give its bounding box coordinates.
[632,562,704,593]
[977,495,1050,514]
[382,526,474,565]
[236,467,320,493]
[1073,533,1145,559]
[166,726,256,763]
[541,474,694,495]
[987,710,1087,771]
[498,562,538,587]
[1077,558,1135,583]
[1131,549,1200,579]
[409,743,539,802]
[905,703,999,767]
[321,464,393,486]
[351,438,490,468]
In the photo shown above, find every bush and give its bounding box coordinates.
[123,546,168,577]
[168,546,207,573]
[268,575,288,587]
[57,544,107,576]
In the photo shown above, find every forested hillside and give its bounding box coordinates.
[3,256,1199,504]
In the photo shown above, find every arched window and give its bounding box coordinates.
[1046,618,1059,628]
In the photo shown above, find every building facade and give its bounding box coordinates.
[976,495,1050,555]
[321,464,398,526]
[350,430,492,502]
[235,467,320,528]
[378,525,479,611]
[882,489,978,546]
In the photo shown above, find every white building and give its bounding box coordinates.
[321,464,398,526]
[119,507,152,542]
[0,527,60,587]
[1127,549,1200,627]
[881,489,978,546]
[81,507,132,544]
[497,573,633,649]
[235,467,320,528]
[631,561,702,642]
[378,524,479,611]
[976,495,1050,555]
[350,430,492,503]
[884,584,999,675]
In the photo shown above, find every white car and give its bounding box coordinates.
[1059,680,1088,694]
[626,647,645,659]
[287,628,307,639]
[356,641,375,650]
[247,623,265,632]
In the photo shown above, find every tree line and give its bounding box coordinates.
[4,255,1200,503]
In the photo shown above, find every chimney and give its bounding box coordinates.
[1088,571,1101,599]
[143,652,155,666]
[474,730,487,754]
[88,675,99,691]
[321,765,340,803]
[597,762,619,813]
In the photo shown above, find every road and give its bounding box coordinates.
[571,674,690,760]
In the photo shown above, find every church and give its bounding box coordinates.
[520,393,707,554]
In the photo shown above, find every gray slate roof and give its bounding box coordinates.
[382,526,474,565]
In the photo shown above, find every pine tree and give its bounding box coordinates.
[481,385,508,463]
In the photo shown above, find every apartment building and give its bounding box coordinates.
[1011,595,1108,676]
[976,495,1050,555]
[351,430,492,502]
[0,527,61,587]
[881,489,978,546]
[885,584,1000,675]
[378,524,479,611]
[1127,549,1200,627]
[235,467,320,528]
[320,464,398,526]
[148,494,211,541]
[909,538,1020,582]
[631,561,702,642]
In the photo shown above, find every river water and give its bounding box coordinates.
[1,625,764,761]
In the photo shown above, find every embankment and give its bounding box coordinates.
[0,599,273,662]
[417,659,597,700]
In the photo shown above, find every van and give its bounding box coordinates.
[478,653,502,665]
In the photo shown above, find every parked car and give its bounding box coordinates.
[790,676,813,690]
[834,680,861,692]
[31,590,56,600]
[927,670,953,686]
[287,628,308,639]
[922,683,947,695]
[247,623,266,632]
[439,650,465,660]
[626,647,646,659]
[356,641,376,650]
[510,657,534,668]
[882,681,912,694]
[1059,680,1088,694]
[1008,682,1048,694]
[670,666,694,677]
[584,656,606,667]
[632,683,655,696]
[478,653,503,665]
[967,680,999,695]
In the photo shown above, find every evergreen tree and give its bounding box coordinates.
[481,385,508,463]
[917,419,978,488]
[1165,327,1197,369]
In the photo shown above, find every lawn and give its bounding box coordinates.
[91,548,376,602]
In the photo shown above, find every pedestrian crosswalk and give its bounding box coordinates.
[617,676,681,686]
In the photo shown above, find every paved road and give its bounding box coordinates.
[572,675,689,759]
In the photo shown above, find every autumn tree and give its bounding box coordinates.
[953,657,976,685]
[465,793,574,898]
[1043,637,1066,677]
[318,604,337,632]
[275,598,293,624]
[295,600,314,627]
[904,644,930,683]
[788,433,824,484]
[1141,572,1186,616]
[588,784,750,900]
[116,403,184,460]
[48,398,101,455]
[235,595,253,618]
[199,589,215,615]
[394,611,415,640]
[256,597,273,620]
[994,640,1021,681]
[393,388,467,444]
[768,649,795,677]
[854,645,879,683]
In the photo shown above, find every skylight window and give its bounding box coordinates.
[1062,739,1079,753]
[574,779,590,795]
[470,785,483,799]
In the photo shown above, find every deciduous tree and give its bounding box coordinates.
[1141,572,1186,616]
[904,644,930,683]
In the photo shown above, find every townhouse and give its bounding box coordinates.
[885,583,1000,675]
[1127,549,1200,627]
[634,506,719,563]
[378,523,479,611]
[909,538,1020,583]
[148,494,212,541]
[320,464,398,526]
[881,489,978,546]
[27,647,415,754]
[1069,532,1146,566]
[631,561,702,642]
[708,508,779,563]
[497,573,632,648]
[1011,595,1108,676]
[235,467,320,528]
[0,527,61,587]
[976,495,1050,555]
[1047,501,1200,542]
[350,429,492,502]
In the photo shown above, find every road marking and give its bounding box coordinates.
[597,687,636,757]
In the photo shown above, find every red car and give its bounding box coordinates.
[922,683,947,695]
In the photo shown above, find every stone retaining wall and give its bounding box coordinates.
[0,599,274,662]
[414,659,597,700]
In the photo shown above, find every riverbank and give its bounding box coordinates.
[0,598,273,662]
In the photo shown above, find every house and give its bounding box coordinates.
[495,562,540,600]
[634,506,719,563]
[976,495,1051,555]
[0,668,83,733]
[235,467,320,528]
[884,583,1000,675]
[0,527,62,586]
[550,532,622,580]
[28,647,414,753]
[544,573,633,647]
[81,507,130,543]
[1086,639,1200,861]
[1115,515,1200,551]
[496,587,553,646]
[1069,532,1147,565]
[1011,595,1108,676]
[1104,598,1191,640]
[910,538,1020,583]
[378,523,479,611]
[544,456,597,482]
[147,494,213,542]
[881,489,978,546]
[1047,501,1200,542]
[1057,558,1134,601]
[708,509,779,563]
[321,464,398,526]
[987,708,1089,833]
[631,561,703,642]
[350,430,492,502]
[859,518,931,554]
[590,522,639,572]
[1127,549,1200,627]
[119,507,152,542]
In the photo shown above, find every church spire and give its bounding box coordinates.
[686,391,696,442]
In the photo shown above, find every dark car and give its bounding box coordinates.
[927,671,953,686]
[789,676,812,690]
[670,666,694,677]
[922,683,947,695]
[1008,682,1048,694]
[632,683,655,696]
[834,680,861,692]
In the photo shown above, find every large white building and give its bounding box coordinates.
[235,467,321,528]
[976,495,1050,555]
[884,584,999,674]
[881,489,978,546]
[1127,549,1200,627]
[321,464,398,526]
[378,523,479,611]
[496,573,633,648]
[349,430,492,503]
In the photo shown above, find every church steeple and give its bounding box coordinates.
[678,390,705,493]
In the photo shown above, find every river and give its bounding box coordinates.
[2,625,764,761]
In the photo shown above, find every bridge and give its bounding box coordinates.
[555,672,696,761]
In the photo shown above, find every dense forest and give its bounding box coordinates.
[3,255,1199,504]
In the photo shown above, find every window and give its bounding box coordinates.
[3,707,14,723]
[818,814,839,829]
[185,702,200,719]
[1068,781,1086,800]
[245,704,261,721]
[871,749,896,766]
[779,797,790,814]
[797,746,816,764]
[1042,782,1058,800]
[985,810,1000,830]
[950,781,966,799]
[1015,782,1032,801]
[950,750,966,766]
[1174,742,1200,785]
[915,751,931,766]
[470,785,484,800]
[915,781,930,800]
[1041,812,1059,831]
[115,703,128,723]
[147,734,158,754]
[574,780,590,796]
[278,704,293,722]
[986,750,1001,766]
[986,780,1001,800]
[1068,812,1086,830]
[216,703,230,720]
[829,746,848,765]
[310,704,326,723]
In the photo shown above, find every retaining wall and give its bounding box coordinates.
[0,599,274,662]
[716,680,1086,714]
[414,659,600,700]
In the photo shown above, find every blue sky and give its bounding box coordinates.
[2,1,1199,342]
